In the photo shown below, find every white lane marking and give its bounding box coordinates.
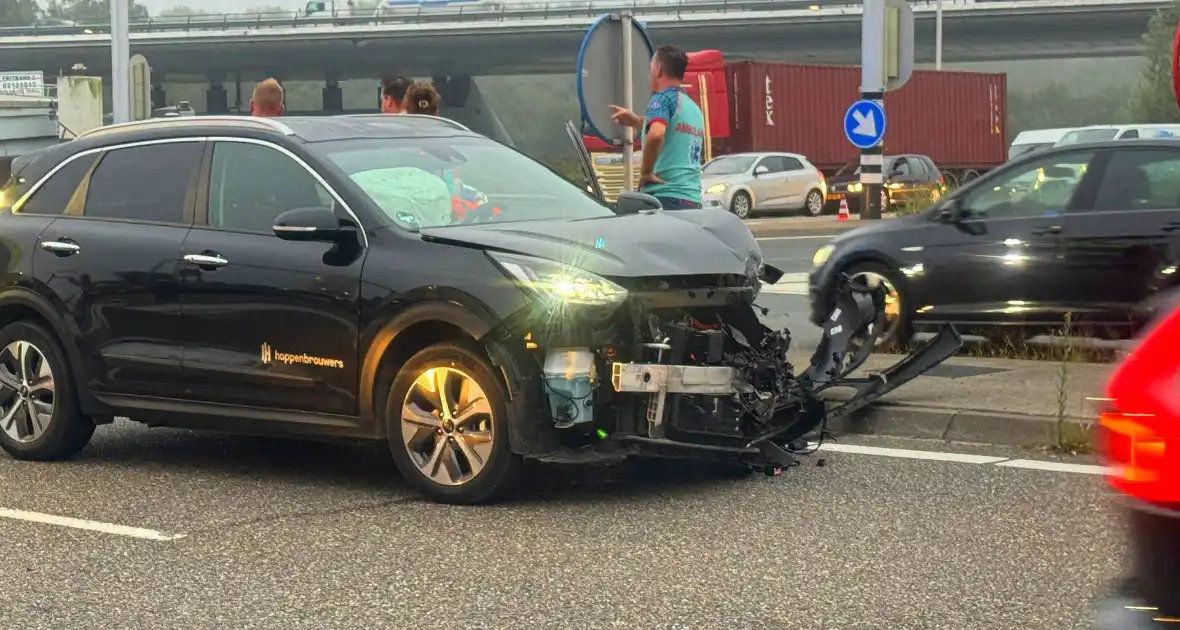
[996,460,1110,475]
[818,442,1010,464]
[811,443,1107,476]
[755,235,835,241]
[0,507,186,542]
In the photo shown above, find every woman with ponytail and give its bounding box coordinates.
[404,83,441,116]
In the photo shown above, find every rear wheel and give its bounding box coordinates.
[384,342,522,505]
[731,191,752,219]
[0,320,93,461]
[802,188,825,217]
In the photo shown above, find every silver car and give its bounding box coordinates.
[701,152,827,219]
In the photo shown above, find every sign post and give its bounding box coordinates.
[854,0,913,220]
[620,13,635,193]
[111,0,131,123]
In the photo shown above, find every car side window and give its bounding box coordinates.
[15,154,99,216]
[960,152,1094,220]
[781,157,804,171]
[892,158,911,177]
[1119,129,1139,140]
[758,156,786,173]
[1093,149,1180,212]
[84,143,202,224]
[208,141,333,233]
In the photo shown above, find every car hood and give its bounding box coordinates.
[831,210,929,245]
[701,174,744,187]
[418,210,762,278]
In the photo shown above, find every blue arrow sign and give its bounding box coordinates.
[843,100,887,149]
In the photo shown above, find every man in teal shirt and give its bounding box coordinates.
[609,44,705,209]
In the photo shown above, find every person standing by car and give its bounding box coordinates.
[249,78,284,118]
[380,75,413,114]
[608,44,705,210]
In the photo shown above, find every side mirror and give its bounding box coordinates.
[273,206,342,241]
[616,191,662,215]
[754,165,770,176]
[937,198,962,222]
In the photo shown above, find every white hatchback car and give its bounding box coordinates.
[701,152,827,218]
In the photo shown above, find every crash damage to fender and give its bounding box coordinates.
[432,210,963,471]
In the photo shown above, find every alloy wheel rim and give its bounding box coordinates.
[734,195,750,217]
[400,367,494,487]
[0,341,55,444]
[807,192,823,215]
[849,271,902,346]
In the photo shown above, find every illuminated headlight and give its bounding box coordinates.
[812,244,834,267]
[489,251,627,306]
[847,182,863,193]
[704,183,729,195]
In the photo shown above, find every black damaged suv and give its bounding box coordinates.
[0,115,950,504]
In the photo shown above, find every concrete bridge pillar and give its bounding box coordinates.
[431,75,513,147]
[322,78,344,114]
[206,73,228,114]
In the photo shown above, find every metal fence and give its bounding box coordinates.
[0,0,1067,36]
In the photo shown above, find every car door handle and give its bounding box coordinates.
[1031,225,1061,236]
[1163,221,1180,232]
[40,240,80,255]
[183,253,229,269]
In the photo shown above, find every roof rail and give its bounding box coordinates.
[77,115,295,139]
[341,113,472,132]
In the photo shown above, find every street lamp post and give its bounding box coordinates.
[935,0,943,70]
[110,0,130,123]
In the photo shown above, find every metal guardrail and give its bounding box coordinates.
[0,0,1094,36]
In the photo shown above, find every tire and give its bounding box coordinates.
[383,341,522,505]
[843,262,912,349]
[802,188,825,217]
[730,191,752,219]
[0,319,94,461]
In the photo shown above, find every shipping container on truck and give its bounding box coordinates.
[725,61,1006,185]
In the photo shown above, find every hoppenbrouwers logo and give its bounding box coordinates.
[261,343,344,369]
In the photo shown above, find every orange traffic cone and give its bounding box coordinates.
[838,197,850,221]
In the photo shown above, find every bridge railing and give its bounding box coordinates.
[0,0,981,36]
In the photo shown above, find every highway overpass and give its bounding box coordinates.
[0,0,1161,80]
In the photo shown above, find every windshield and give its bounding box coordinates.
[1008,142,1053,160]
[1057,128,1118,146]
[702,155,756,176]
[317,136,614,229]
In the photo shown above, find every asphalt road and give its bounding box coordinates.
[755,232,843,352]
[0,425,1123,630]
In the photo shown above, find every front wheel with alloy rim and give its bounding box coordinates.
[843,262,911,351]
[730,191,752,219]
[802,189,825,217]
[0,320,93,461]
[384,342,522,505]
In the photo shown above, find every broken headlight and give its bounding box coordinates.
[489,251,627,306]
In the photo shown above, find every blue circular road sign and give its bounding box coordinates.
[843,100,887,149]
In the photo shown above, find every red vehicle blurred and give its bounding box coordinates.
[1095,302,1180,627]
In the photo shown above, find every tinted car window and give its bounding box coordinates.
[960,152,1094,219]
[208,142,332,233]
[782,157,804,171]
[891,158,912,176]
[1093,149,1180,212]
[17,154,99,216]
[84,142,202,224]
[1119,129,1139,140]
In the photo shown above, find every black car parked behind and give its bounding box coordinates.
[808,138,1180,345]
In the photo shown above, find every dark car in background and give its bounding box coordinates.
[824,154,945,215]
[808,139,1180,346]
